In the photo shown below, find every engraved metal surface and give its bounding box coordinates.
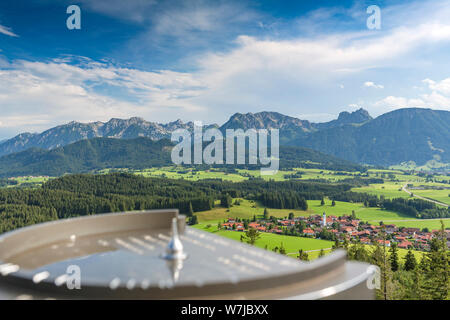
[0,210,375,300]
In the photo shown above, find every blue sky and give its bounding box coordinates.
[1,0,450,139]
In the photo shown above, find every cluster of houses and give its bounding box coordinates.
[221,213,450,251]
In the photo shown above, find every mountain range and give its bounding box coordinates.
[0,117,218,157]
[288,108,450,167]
[0,107,448,168]
[0,108,372,155]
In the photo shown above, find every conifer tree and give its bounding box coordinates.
[389,243,399,272]
[403,250,417,271]
[188,202,194,216]
[241,227,261,245]
[420,221,449,300]
[263,208,269,220]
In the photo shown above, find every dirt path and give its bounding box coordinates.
[402,184,449,208]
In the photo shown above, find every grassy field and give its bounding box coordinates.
[124,166,408,183]
[131,167,362,182]
[130,166,449,201]
[194,198,450,229]
[131,167,248,182]
[101,166,450,205]
[408,188,450,206]
[193,197,449,262]
[352,182,409,199]
[192,223,334,254]
[6,176,50,187]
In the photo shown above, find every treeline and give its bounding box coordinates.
[0,204,58,234]
[259,191,308,210]
[0,178,18,187]
[0,173,355,233]
[331,192,450,219]
[381,197,449,219]
[331,191,379,204]
[0,137,366,178]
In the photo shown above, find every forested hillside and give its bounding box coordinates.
[0,137,365,177]
[288,108,450,166]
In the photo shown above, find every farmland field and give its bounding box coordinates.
[194,198,450,229]
[6,176,50,187]
[352,182,409,199]
[407,188,450,206]
[192,223,334,254]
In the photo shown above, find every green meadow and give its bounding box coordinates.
[407,188,450,206]
[352,182,409,199]
[194,198,450,229]
[192,223,334,254]
[6,175,50,187]
[192,196,450,260]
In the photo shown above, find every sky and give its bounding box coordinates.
[1,0,450,139]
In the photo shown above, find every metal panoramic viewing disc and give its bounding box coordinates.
[0,209,375,299]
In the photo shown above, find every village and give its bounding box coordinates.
[221,212,450,251]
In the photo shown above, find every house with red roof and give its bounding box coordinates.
[376,240,391,247]
[398,241,412,249]
[248,223,260,229]
[303,228,315,236]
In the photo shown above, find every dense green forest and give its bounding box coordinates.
[0,173,356,233]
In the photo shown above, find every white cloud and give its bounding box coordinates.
[374,96,426,109]
[373,77,450,113]
[422,78,450,95]
[3,0,450,137]
[0,24,18,37]
[3,16,450,135]
[364,81,384,89]
[0,58,208,133]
